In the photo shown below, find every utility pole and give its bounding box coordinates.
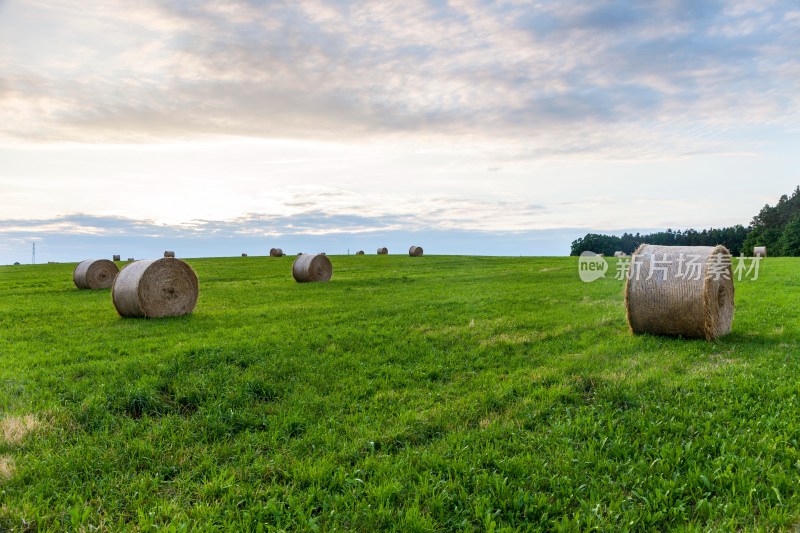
[32,242,36,264]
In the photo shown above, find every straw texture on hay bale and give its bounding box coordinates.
[73,259,119,290]
[113,254,121,261]
[356,250,365,255]
[270,248,283,257]
[753,246,766,258]
[112,258,199,318]
[409,245,423,257]
[377,247,388,255]
[164,251,175,258]
[625,244,734,340]
[292,253,333,283]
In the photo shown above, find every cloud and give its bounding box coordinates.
[0,0,797,158]
[0,207,576,265]
[0,191,548,243]
[0,210,586,264]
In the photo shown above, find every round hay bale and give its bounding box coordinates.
[164,251,175,258]
[73,259,119,290]
[613,251,625,257]
[356,250,365,255]
[409,245,423,257]
[377,247,388,255]
[113,254,121,261]
[625,244,734,340]
[270,248,283,257]
[753,246,766,258]
[292,253,332,283]
[112,258,199,318]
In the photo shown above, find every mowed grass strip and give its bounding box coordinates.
[1,255,799,530]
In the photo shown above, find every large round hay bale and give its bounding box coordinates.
[112,258,199,318]
[377,247,388,255]
[356,250,365,255]
[753,246,766,258]
[73,259,119,289]
[409,245,423,257]
[292,253,332,283]
[270,248,283,257]
[625,244,734,340]
[113,254,121,261]
[164,251,175,258]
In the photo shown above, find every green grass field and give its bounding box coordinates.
[1,255,799,531]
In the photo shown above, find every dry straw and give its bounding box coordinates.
[377,247,388,255]
[73,259,119,290]
[113,254,121,261]
[112,258,199,318]
[0,455,12,480]
[1,414,39,445]
[292,253,333,283]
[409,245,424,257]
[270,248,283,257]
[625,244,734,340]
[753,246,767,258]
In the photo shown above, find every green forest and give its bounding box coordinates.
[570,186,800,257]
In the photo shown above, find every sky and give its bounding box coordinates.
[1,0,799,264]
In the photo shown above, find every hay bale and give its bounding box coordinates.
[625,244,734,340]
[242,253,248,257]
[270,248,283,257]
[377,247,388,255]
[613,251,626,257]
[112,258,199,318]
[113,254,121,261]
[164,251,175,258]
[409,245,423,257]
[753,246,766,258]
[356,250,365,255]
[73,259,119,290]
[292,253,332,283]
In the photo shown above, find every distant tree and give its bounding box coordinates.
[570,233,622,256]
[777,217,800,256]
[743,186,800,256]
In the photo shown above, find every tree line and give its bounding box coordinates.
[570,186,800,257]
